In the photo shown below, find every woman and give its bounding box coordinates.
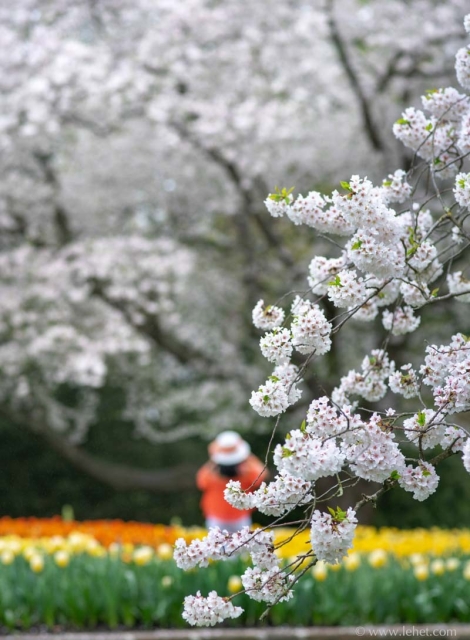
[197,431,268,532]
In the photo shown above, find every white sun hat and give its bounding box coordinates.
[208,431,251,465]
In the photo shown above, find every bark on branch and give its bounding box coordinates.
[40,424,198,493]
[326,0,384,152]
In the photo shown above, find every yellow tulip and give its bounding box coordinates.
[54,550,70,568]
[227,575,243,593]
[414,564,429,581]
[409,553,425,566]
[108,543,121,557]
[463,562,470,581]
[368,549,388,569]
[1,550,15,565]
[446,557,460,571]
[133,546,154,566]
[29,554,44,573]
[156,543,173,561]
[23,547,37,561]
[312,561,328,581]
[344,553,361,571]
[87,544,106,558]
[68,532,89,551]
[430,559,445,576]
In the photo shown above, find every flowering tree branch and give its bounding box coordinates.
[175,15,470,625]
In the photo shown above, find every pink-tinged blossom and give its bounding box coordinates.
[463,439,470,473]
[306,396,356,439]
[457,112,470,154]
[349,299,379,323]
[388,364,420,399]
[259,328,293,365]
[174,527,276,571]
[182,591,243,626]
[421,87,469,121]
[249,379,290,417]
[366,278,400,307]
[225,470,312,518]
[447,272,470,302]
[403,409,446,450]
[441,425,467,453]
[382,306,421,336]
[264,194,293,218]
[310,508,357,564]
[272,363,303,404]
[465,13,470,33]
[421,334,470,414]
[241,566,294,604]
[252,300,285,330]
[406,241,437,272]
[327,269,368,308]
[342,415,405,484]
[308,255,346,295]
[290,297,332,356]
[400,281,430,308]
[398,462,439,501]
[456,45,470,90]
[333,350,395,405]
[273,430,345,482]
[393,108,456,170]
[347,232,406,279]
[288,191,354,235]
[454,173,470,208]
[381,170,412,204]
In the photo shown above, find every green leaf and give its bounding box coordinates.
[422,469,431,477]
[328,506,348,522]
[328,275,342,287]
[351,239,362,250]
[395,118,410,126]
[268,186,295,204]
[300,419,307,433]
[281,446,294,458]
[417,411,427,427]
[431,288,439,298]
[390,470,400,481]
[425,122,433,132]
[268,375,280,383]
[382,180,392,187]
[340,180,352,192]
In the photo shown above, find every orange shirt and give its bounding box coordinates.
[197,455,268,521]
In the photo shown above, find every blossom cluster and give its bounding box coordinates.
[179,14,470,626]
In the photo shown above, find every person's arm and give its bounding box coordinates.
[196,461,219,490]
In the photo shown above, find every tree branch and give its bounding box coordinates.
[39,427,198,493]
[170,121,299,273]
[326,0,384,152]
[33,151,73,245]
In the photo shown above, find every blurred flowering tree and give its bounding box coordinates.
[0,0,468,491]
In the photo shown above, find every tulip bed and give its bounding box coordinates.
[0,518,470,630]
